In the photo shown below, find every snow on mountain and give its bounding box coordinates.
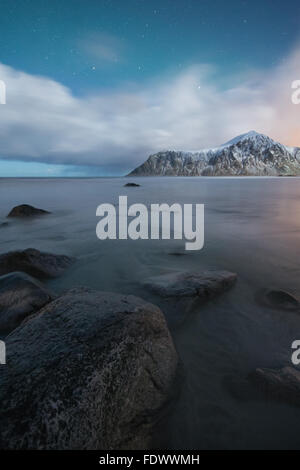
[128,131,300,176]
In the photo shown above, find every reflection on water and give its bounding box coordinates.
[1,176,300,449]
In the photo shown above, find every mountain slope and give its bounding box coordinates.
[128,131,300,176]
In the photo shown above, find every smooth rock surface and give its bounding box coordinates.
[0,271,53,334]
[0,248,74,279]
[249,366,300,407]
[7,204,51,217]
[144,270,237,298]
[257,288,300,312]
[0,287,178,450]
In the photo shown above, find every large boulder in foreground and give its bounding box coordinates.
[144,270,237,298]
[0,271,53,334]
[7,204,51,218]
[0,287,178,450]
[0,248,74,279]
[249,366,300,407]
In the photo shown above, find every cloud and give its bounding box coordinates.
[80,33,125,64]
[0,45,299,174]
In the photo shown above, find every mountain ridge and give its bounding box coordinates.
[127,131,300,176]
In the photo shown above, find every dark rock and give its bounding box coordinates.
[0,248,75,279]
[124,182,140,187]
[7,204,51,218]
[144,270,237,298]
[143,270,237,325]
[0,287,178,450]
[257,288,300,312]
[0,222,9,228]
[0,272,53,334]
[168,252,187,256]
[249,366,300,407]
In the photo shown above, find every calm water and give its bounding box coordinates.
[1,176,300,449]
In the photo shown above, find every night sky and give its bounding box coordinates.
[0,0,299,176]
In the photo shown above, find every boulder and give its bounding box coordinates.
[144,270,237,298]
[0,248,74,279]
[0,287,178,450]
[7,204,51,218]
[249,366,300,407]
[124,182,140,187]
[0,271,53,334]
[257,288,300,312]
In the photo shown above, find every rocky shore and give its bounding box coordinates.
[1,203,300,449]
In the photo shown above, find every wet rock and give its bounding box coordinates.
[0,287,178,450]
[144,270,237,298]
[249,366,300,407]
[124,182,140,187]
[168,252,187,257]
[0,248,75,279]
[257,288,300,312]
[143,270,237,325]
[7,204,51,218]
[0,271,53,334]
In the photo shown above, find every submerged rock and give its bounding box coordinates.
[144,270,237,298]
[0,287,178,450]
[124,182,140,187]
[0,248,74,279]
[0,271,53,334]
[249,366,300,407]
[143,270,237,325]
[257,288,300,312]
[7,204,51,218]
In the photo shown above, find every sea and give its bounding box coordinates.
[1,176,300,449]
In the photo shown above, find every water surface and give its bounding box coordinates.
[1,176,300,449]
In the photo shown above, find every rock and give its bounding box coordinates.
[7,204,51,218]
[168,252,187,256]
[257,288,300,312]
[0,287,178,450]
[124,182,140,187]
[144,270,237,298]
[249,366,300,407]
[0,222,9,228]
[143,270,237,325]
[0,248,74,279]
[0,272,53,334]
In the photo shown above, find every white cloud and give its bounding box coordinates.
[0,45,299,174]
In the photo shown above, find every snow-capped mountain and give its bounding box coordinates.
[128,131,300,176]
